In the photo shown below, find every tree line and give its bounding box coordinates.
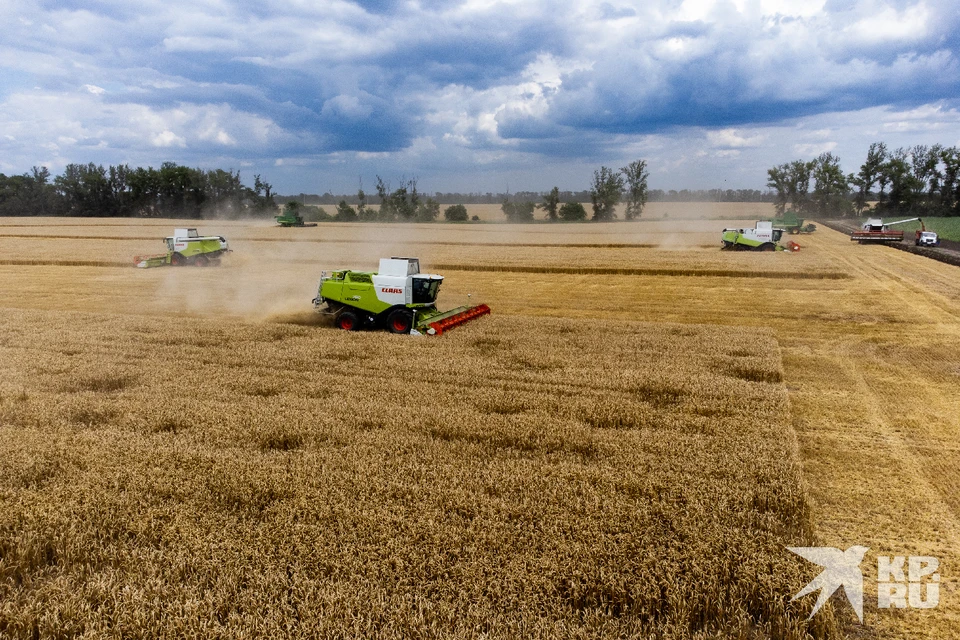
[285,162,651,223]
[767,142,960,218]
[0,162,276,218]
[2,156,791,222]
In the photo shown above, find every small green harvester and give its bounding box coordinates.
[313,257,490,335]
[275,204,317,227]
[773,210,816,235]
[134,228,230,268]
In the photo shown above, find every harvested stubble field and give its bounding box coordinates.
[0,214,958,638]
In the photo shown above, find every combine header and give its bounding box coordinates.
[312,257,490,335]
[134,229,230,268]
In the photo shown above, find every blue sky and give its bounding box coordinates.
[2,0,959,194]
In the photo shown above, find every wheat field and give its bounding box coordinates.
[0,213,957,638]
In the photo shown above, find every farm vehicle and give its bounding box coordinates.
[721,221,792,251]
[313,257,490,335]
[134,229,230,268]
[773,210,816,234]
[850,217,939,246]
[275,202,317,227]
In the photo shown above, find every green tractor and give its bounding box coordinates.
[134,229,230,267]
[313,257,490,335]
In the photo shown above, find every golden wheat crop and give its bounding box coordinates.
[1,215,959,638]
[0,306,836,638]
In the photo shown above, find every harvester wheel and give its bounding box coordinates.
[194,255,210,267]
[760,243,776,252]
[171,253,186,266]
[386,309,413,334]
[336,311,360,331]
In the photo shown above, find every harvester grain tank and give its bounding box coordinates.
[721,221,785,251]
[313,257,490,335]
[134,229,230,268]
[774,210,816,234]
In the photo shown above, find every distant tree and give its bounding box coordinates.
[766,160,813,215]
[501,200,535,222]
[376,176,420,220]
[356,185,367,218]
[766,164,791,215]
[558,201,587,221]
[0,167,60,216]
[302,205,332,222]
[444,204,469,222]
[589,166,624,221]
[537,186,560,221]
[250,174,276,214]
[810,153,852,217]
[375,176,395,220]
[335,200,358,221]
[416,197,440,222]
[787,160,814,213]
[878,148,922,215]
[851,142,887,215]
[55,163,116,217]
[620,160,649,220]
[941,146,960,215]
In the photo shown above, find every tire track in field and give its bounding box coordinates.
[0,257,850,280]
[0,259,130,267]
[0,232,716,249]
[829,237,960,324]
[427,263,850,279]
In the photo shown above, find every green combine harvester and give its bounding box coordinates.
[721,221,787,251]
[313,257,490,335]
[275,203,317,227]
[134,228,230,267]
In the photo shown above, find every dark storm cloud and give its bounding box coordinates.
[2,0,960,191]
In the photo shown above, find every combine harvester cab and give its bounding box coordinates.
[313,257,490,335]
[135,228,230,267]
[721,221,786,251]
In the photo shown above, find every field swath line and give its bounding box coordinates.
[0,233,717,250]
[0,259,130,267]
[428,263,851,279]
